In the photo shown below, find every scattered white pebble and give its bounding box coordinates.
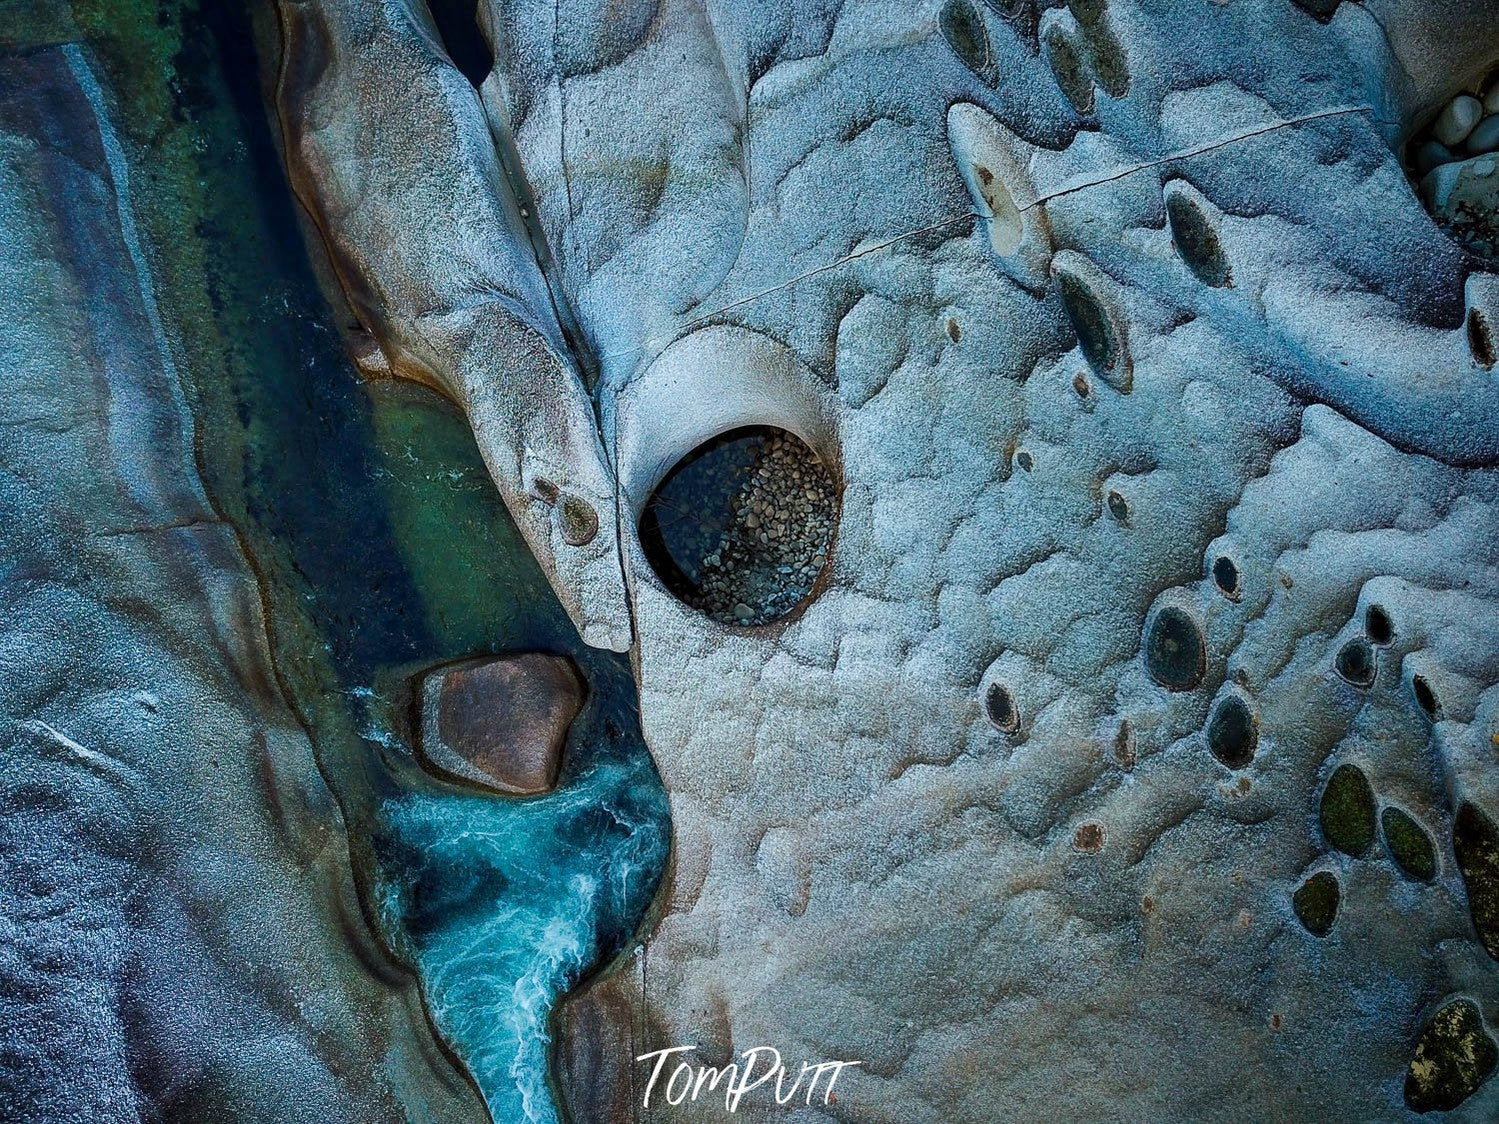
[1435,94,1483,147]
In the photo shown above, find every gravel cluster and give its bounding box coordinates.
[1410,78,1499,258]
[687,432,836,626]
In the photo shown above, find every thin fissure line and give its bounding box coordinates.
[1019,103,1375,212]
[604,104,1374,367]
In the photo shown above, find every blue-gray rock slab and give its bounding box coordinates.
[0,42,479,1123]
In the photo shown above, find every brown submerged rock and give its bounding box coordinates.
[419,653,586,795]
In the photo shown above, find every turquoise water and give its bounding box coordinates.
[377,756,667,1123]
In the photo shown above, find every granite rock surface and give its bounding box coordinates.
[0,35,480,1124]
[268,0,1499,1119]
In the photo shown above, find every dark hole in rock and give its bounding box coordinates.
[1016,449,1035,472]
[940,0,992,78]
[1073,822,1105,852]
[985,682,1020,732]
[1334,636,1376,688]
[558,493,599,546]
[1143,605,1205,691]
[1073,371,1091,397]
[1405,998,1498,1114]
[1383,806,1438,882]
[1365,603,1394,645]
[1453,802,1499,962]
[639,426,837,627]
[1413,674,1440,719]
[1293,0,1343,22]
[1320,762,1376,856]
[1469,308,1496,368]
[1107,490,1130,525]
[425,0,494,88]
[1207,694,1257,769]
[1044,23,1094,114]
[947,317,962,342]
[1059,270,1119,375]
[1114,718,1136,768]
[531,476,559,505]
[1292,870,1340,937]
[1166,186,1230,287]
[1212,555,1240,598]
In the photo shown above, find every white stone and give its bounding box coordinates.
[1434,93,1483,146]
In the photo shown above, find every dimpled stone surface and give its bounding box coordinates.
[269,0,1499,1119]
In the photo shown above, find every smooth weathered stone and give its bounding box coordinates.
[1434,94,1483,146]
[1469,114,1499,155]
[267,0,1499,1119]
[419,654,585,795]
[1421,152,1499,231]
[0,41,476,1122]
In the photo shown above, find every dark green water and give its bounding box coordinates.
[36,2,670,1119]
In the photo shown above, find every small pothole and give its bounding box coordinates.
[639,427,838,627]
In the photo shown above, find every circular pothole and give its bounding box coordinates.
[638,426,838,627]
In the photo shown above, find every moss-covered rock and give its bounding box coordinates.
[1292,870,1340,937]
[1320,763,1376,856]
[1454,802,1499,961]
[1405,998,1497,1113]
[1382,806,1437,882]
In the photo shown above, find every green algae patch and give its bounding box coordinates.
[365,382,562,656]
[1320,763,1376,857]
[1166,185,1230,288]
[940,0,993,80]
[1454,802,1499,962]
[1405,998,1497,1113]
[1382,806,1437,882]
[1292,870,1340,937]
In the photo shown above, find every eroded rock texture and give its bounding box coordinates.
[272,0,1499,1119]
[0,37,477,1124]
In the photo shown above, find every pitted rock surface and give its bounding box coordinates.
[272,0,1499,1118]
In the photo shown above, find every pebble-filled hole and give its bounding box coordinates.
[639,427,838,627]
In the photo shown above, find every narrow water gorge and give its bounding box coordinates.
[61,3,670,1119]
